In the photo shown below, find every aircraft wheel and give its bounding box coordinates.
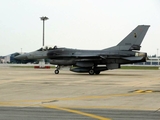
[95,71,100,75]
[89,69,94,75]
[55,70,59,74]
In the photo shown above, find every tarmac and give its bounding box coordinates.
[0,66,160,119]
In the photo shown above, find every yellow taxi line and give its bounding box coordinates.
[42,105,111,120]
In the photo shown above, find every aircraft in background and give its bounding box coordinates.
[15,25,150,75]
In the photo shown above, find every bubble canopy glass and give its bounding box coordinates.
[37,46,58,51]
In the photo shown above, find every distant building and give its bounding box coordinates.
[0,56,4,63]
[4,55,10,63]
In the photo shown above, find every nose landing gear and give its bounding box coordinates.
[55,69,59,74]
[54,65,60,74]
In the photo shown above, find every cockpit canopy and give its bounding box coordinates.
[37,46,58,51]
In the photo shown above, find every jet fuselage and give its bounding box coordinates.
[47,48,147,66]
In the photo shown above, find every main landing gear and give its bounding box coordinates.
[88,64,101,75]
[88,69,100,75]
[89,69,94,75]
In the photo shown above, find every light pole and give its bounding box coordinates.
[40,16,48,68]
[40,16,49,46]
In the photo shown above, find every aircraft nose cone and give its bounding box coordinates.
[14,54,27,60]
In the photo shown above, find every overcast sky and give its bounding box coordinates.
[0,0,160,56]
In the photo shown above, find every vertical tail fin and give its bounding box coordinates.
[105,25,150,51]
[117,25,150,50]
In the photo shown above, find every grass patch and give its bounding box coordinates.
[121,66,159,70]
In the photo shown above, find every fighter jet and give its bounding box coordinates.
[15,25,150,75]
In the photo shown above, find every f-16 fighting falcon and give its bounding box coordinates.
[15,25,150,75]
